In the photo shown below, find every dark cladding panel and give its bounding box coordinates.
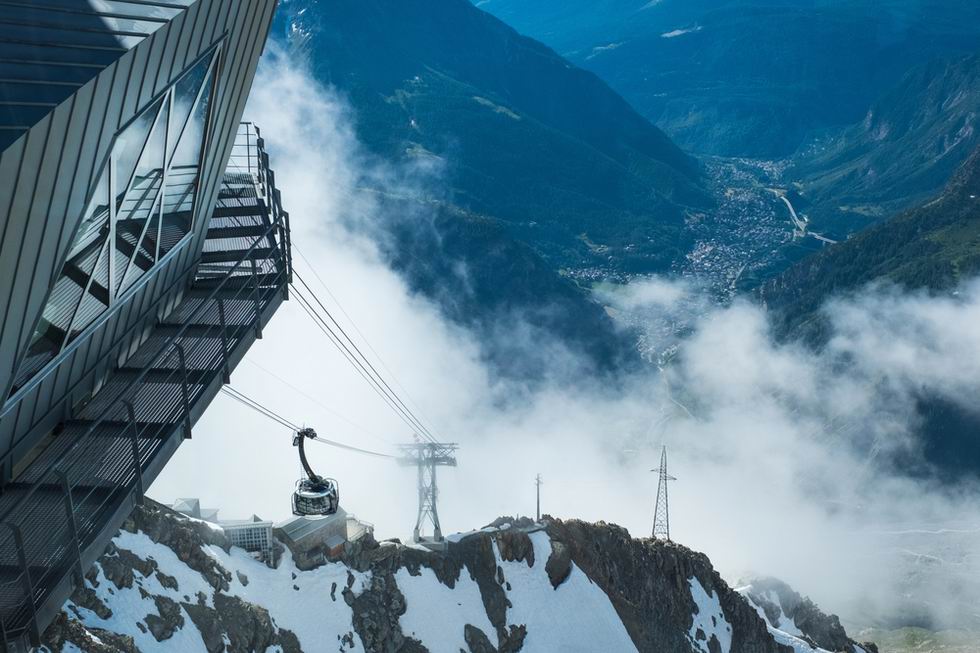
[0,129,25,237]
[0,0,279,461]
[0,118,51,373]
[52,81,96,280]
[0,0,275,438]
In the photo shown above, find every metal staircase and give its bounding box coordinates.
[0,124,291,651]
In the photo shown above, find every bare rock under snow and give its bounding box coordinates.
[40,502,873,653]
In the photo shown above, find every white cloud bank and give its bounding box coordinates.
[151,48,980,630]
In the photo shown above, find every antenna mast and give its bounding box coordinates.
[651,446,677,540]
[535,473,543,521]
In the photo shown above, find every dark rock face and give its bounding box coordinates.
[44,613,139,653]
[182,593,302,653]
[544,538,572,588]
[100,544,156,590]
[545,520,788,653]
[745,577,878,653]
[145,594,183,641]
[124,500,233,591]
[41,500,306,653]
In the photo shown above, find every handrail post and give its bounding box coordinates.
[175,345,192,440]
[250,259,262,339]
[8,523,40,647]
[124,401,144,505]
[55,469,85,585]
[217,298,230,383]
[0,605,7,652]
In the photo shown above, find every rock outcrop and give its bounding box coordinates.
[741,577,879,653]
[546,520,783,653]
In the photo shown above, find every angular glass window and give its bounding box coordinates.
[10,48,220,395]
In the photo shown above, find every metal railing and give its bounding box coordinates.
[0,125,291,648]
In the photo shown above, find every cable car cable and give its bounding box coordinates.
[290,284,437,443]
[242,357,393,446]
[293,244,444,440]
[219,386,397,459]
[291,271,440,443]
[222,386,297,430]
[289,288,428,439]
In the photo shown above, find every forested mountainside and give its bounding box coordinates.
[378,199,639,378]
[43,502,877,653]
[789,54,980,238]
[475,0,980,158]
[761,145,980,339]
[275,0,708,275]
[269,0,723,375]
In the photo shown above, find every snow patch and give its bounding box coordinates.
[662,26,703,38]
[767,626,833,653]
[445,525,499,543]
[587,42,625,60]
[494,531,638,652]
[688,577,732,653]
[395,565,498,650]
[736,584,806,637]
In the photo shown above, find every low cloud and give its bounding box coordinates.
[152,49,980,631]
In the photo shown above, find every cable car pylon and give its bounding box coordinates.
[398,439,458,543]
[651,445,676,541]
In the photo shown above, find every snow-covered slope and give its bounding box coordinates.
[41,503,875,653]
[738,578,875,653]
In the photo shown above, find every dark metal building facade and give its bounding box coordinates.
[0,2,286,648]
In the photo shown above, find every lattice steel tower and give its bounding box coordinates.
[399,441,458,542]
[535,473,543,521]
[651,446,677,540]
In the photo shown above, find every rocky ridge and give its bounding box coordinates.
[42,502,873,652]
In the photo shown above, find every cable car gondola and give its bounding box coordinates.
[291,427,339,516]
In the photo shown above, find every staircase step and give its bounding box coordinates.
[114,367,211,384]
[206,224,271,240]
[153,323,239,339]
[192,273,283,290]
[200,248,276,264]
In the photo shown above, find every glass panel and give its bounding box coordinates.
[168,55,213,164]
[118,96,167,220]
[19,230,106,386]
[118,200,161,295]
[160,56,215,254]
[67,239,112,340]
[116,97,168,294]
[113,96,163,204]
[67,164,109,260]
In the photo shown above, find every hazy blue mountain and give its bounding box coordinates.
[475,0,980,158]
[272,0,717,374]
[276,0,709,276]
[789,54,980,238]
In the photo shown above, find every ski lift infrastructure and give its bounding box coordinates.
[292,427,339,516]
[217,246,458,541]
